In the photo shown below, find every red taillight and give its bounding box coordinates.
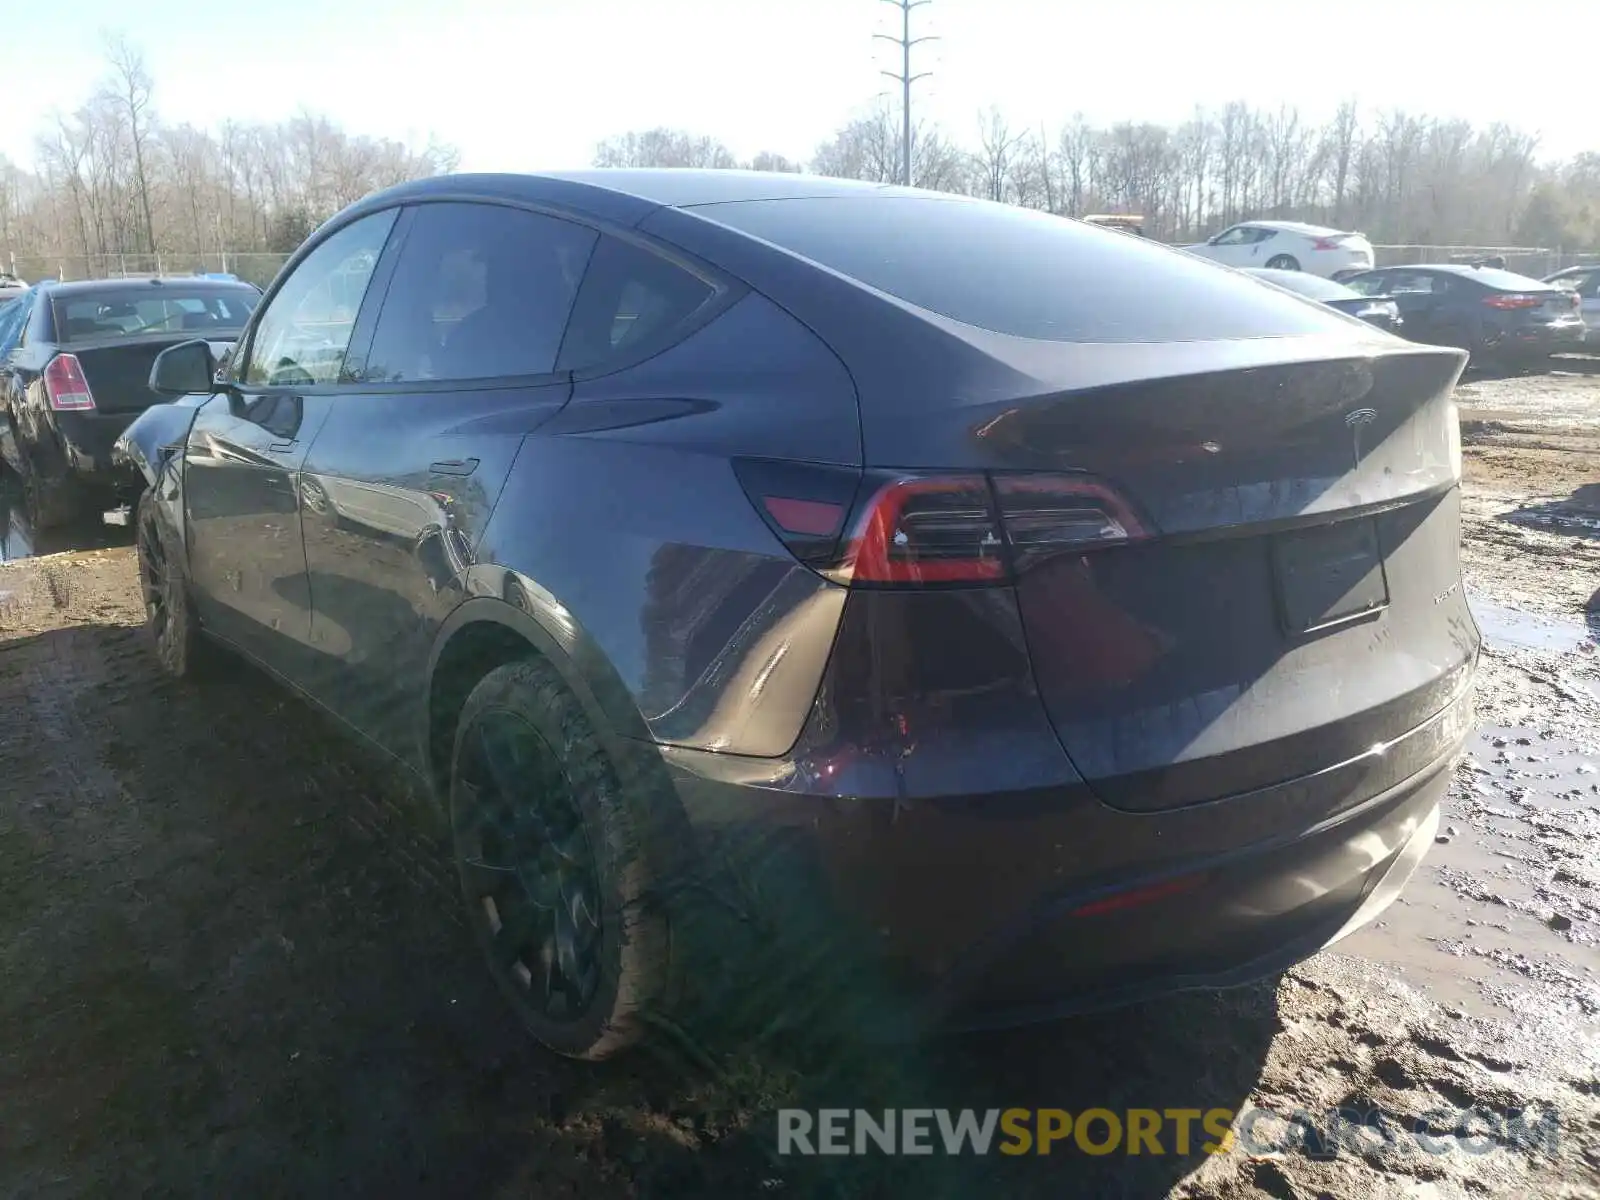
[735,459,1148,587]
[1482,293,1542,310]
[845,476,1007,584]
[1311,237,1344,251]
[763,496,845,537]
[43,353,95,411]
[990,474,1145,573]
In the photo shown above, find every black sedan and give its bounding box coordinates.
[1242,267,1403,334]
[118,171,1477,1059]
[1341,264,1585,366]
[0,277,260,528]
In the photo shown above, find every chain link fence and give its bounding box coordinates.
[3,251,292,290]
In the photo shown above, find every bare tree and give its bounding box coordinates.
[102,34,158,253]
[808,100,965,192]
[1057,115,1095,217]
[9,45,1600,280]
[1324,100,1360,225]
[593,129,739,170]
[748,151,802,173]
[974,107,1025,203]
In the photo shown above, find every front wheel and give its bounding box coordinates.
[136,490,215,678]
[449,658,670,1060]
[1264,255,1300,271]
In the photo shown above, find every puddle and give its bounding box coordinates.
[1467,594,1598,654]
[1342,726,1600,1019]
[0,478,124,562]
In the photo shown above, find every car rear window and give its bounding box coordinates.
[55,287,259,342]
[691,196,1341,342]
[1454,268,1552,292]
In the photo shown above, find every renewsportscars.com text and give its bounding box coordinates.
[776,1105,1561,1158]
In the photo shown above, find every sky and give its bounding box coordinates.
[4,0,1596,173]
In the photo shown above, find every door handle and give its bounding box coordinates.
[268,440,297,453]
[429,457,479,476]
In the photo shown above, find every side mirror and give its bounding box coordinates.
[149,339,217,397]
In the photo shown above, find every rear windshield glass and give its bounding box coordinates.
[693,196,1343,342]
[55,287,259,342]
[1249,270,1356,301]
[1450,268,1551,292]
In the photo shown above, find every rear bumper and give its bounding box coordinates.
[1496,322,1587,355]
[663,685,1471,1033]
[45,410,138,488]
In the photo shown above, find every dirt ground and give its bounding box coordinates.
[0,368,1597,1199]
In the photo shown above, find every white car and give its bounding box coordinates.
[1543,265,1600,344]
[1184,220,1374,278]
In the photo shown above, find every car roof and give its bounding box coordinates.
[341,169,926,230]
[1238,219,1350,236]
[1366,263,1551,287]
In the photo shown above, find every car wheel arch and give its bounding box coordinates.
[423,590,652,805]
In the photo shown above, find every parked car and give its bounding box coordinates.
[1083,213,1146,238]
[0,273,27,303]
[0,277,260,529]
[1184,220,1374,277]
[1241,267,1404,334]
[118,170,1476,1060]
[1341,264,1585,366]
[1543,265,1600,344]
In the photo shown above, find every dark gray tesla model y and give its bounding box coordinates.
[118,170,1477,1060]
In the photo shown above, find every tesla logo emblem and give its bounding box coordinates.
[1345,407,1378,464]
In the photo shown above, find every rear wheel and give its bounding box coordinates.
[1265,255,1300,271]
[449,658,669,1060]
[20,453,79,531]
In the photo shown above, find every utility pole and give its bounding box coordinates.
[874,0,936,187]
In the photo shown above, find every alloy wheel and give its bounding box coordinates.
[136,510,172,648]
[454,708,604,1022]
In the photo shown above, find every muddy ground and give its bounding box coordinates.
[0,369,1597,1199]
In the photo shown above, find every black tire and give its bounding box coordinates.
[135,489,215,679]
[449,658,669,1060]
[1265,255,1300,271]
[20,452,79,531]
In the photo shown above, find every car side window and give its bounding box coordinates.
[1249,228,1277,243]
[556,236,717,372]
[1211,226,1251,246]
[358,202,598,384]
[243,209,398,388]
[1385,273,1436,295]
[1341,273,1386,296]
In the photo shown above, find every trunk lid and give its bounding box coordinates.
[69,335,237,414]
[887,340,1475,813]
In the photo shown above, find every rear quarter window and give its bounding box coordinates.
[691,196,1345,343]
[556,235,718,371]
